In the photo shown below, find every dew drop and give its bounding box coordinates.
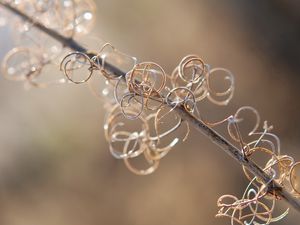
[102,88,109,96]
[83,12,93,21]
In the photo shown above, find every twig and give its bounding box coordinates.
[1,1,300,212]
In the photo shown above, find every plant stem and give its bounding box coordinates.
[1,1,300,212]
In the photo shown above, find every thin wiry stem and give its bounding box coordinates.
[1,1,300,212]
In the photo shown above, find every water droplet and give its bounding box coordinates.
[102,88,109,96]
[83,12,93,21]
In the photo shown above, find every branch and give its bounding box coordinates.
[1,1,300,212]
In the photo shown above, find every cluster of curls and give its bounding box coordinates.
[1,1,299,224]
[57,43,235,175]
[0,0,95,88]
[58,43,299,224]
[215,107,300,224]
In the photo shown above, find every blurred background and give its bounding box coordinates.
[0,0,300,224]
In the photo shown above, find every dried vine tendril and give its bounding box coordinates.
[1,1,300,224]
[59,42,300,224]
[60,45,234,174]
[1,0,95,88]
[213,106,300,224]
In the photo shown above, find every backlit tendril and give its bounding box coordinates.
[206,67,235,106]
[60,51,93,84]
[1,46,67,88]
[1,1,300,224]
[216,174,290,225]
[2,0,95,36]
[8,39,299,224]
[2,47,43,81]
[214,107,300,224]
[1,0,95,88]
[68,48,196,173]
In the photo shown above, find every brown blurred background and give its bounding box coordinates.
[0,0,300,224]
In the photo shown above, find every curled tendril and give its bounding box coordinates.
[104,104,148,159]
[92,43,137,80]
[120,92,145,120]
[290,162,300,196]
[60,51,93,84]
[2,0,95,87]
[9,0,95,36]
[124,150,160,176]
[58,49,299,213]
[170,57,209,102]
[178,55,205,84]
[165,87,196,113]
[207,104,299,224]
[104,104,163,175]
[2,47,42,81]
[102,56,237,176]
[206,67,235,106]
[217,163,289,225]
[1,47,67,88]
[2,7,299,221]
[228,106,261,139]
[91,43,119,80]
[152,105,189,145]
[126,62,167,94]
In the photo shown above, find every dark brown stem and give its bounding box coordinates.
[1,1,300,211]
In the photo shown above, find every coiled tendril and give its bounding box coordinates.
[1,1,300,224]
[59,43,300,224]
[1,0,95,88]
